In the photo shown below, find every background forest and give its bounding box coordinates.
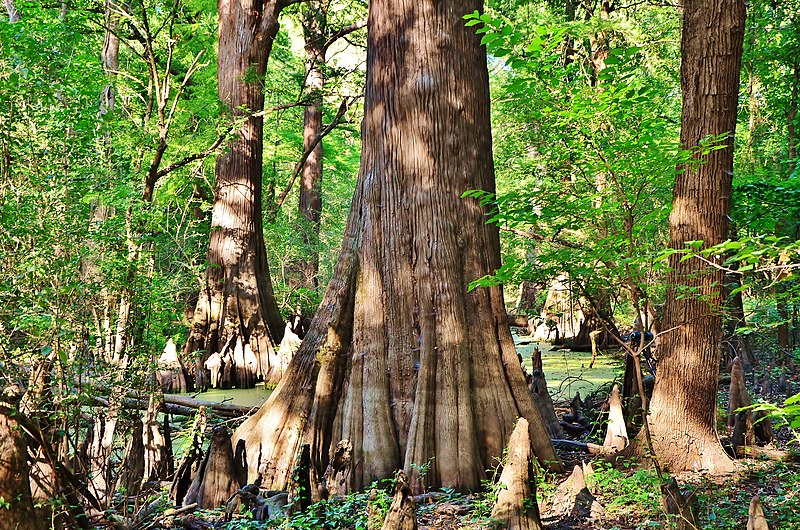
[1,0,799,529]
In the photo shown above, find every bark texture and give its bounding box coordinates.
[648,0,746,474]
[0,386,44,530]
[232,0,560,497]
[184,427,241,509]
[183,0,287,389]
[490,418,543,530]
[381,472,417,530]
[0,387,43,530]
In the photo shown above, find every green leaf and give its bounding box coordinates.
[785,393,800,406]
[481,33,500,46]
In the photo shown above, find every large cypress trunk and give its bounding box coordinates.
[648,0,746,473]
[233,0,561,496]
[183,0,288,389]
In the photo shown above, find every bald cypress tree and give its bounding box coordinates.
[233,0,561,496]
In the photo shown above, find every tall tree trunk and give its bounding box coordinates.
[775,63,798,358]
[297,0,326,291]
[233,0,561,497]
[723,225,754,368]
[788,63,798,174]
[183,0,291,389]
[648,0,746,474]
[82,2,126,507]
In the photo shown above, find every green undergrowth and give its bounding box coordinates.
[222,483,393,530]
[696,461,800,529]
[588,460,662,523]
[217,458,800,529]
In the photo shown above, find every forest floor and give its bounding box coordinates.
[157,342,800,530]
[407,456,800,530]
[195,440,798,530]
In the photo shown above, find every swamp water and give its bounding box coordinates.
[198,333,624,408]
[515,336,624,403]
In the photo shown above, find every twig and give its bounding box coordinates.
[323,19,367,52]
[270,96,360,216]
[154,129,230,179]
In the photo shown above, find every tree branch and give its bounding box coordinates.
[500,225,588,251]
[323,19,367,52]
[270,96,359,217]
[154,129,231,180]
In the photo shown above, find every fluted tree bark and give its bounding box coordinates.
[183,0,301,389]
[648,0,746,473]
[232,0,561,497]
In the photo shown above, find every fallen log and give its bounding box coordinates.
[93,396,200,419]
[92,394,254,418]
[734,446,799,462]
[551,439,605,454]
[164,394,256,416]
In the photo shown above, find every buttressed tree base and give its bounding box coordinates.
[232,0,561,497]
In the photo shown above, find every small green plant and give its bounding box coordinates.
[743,391,800,446]
[408,456,435,491]
[590,460,661,522]
[257,481,392,530]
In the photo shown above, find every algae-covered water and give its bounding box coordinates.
[514,332,624,403]
[198,382,274,407]
[206,335,622,408]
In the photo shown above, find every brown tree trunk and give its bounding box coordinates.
[490,418,543,530]
[183,0,292,389]
[184,427,241,509]
[648,0,746,474]
[0,387,43,530]
[773,63,798,362]
[296,0,326,291]
[723,252,755,369]
[232,0,561,497]
[788,63,797,176]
